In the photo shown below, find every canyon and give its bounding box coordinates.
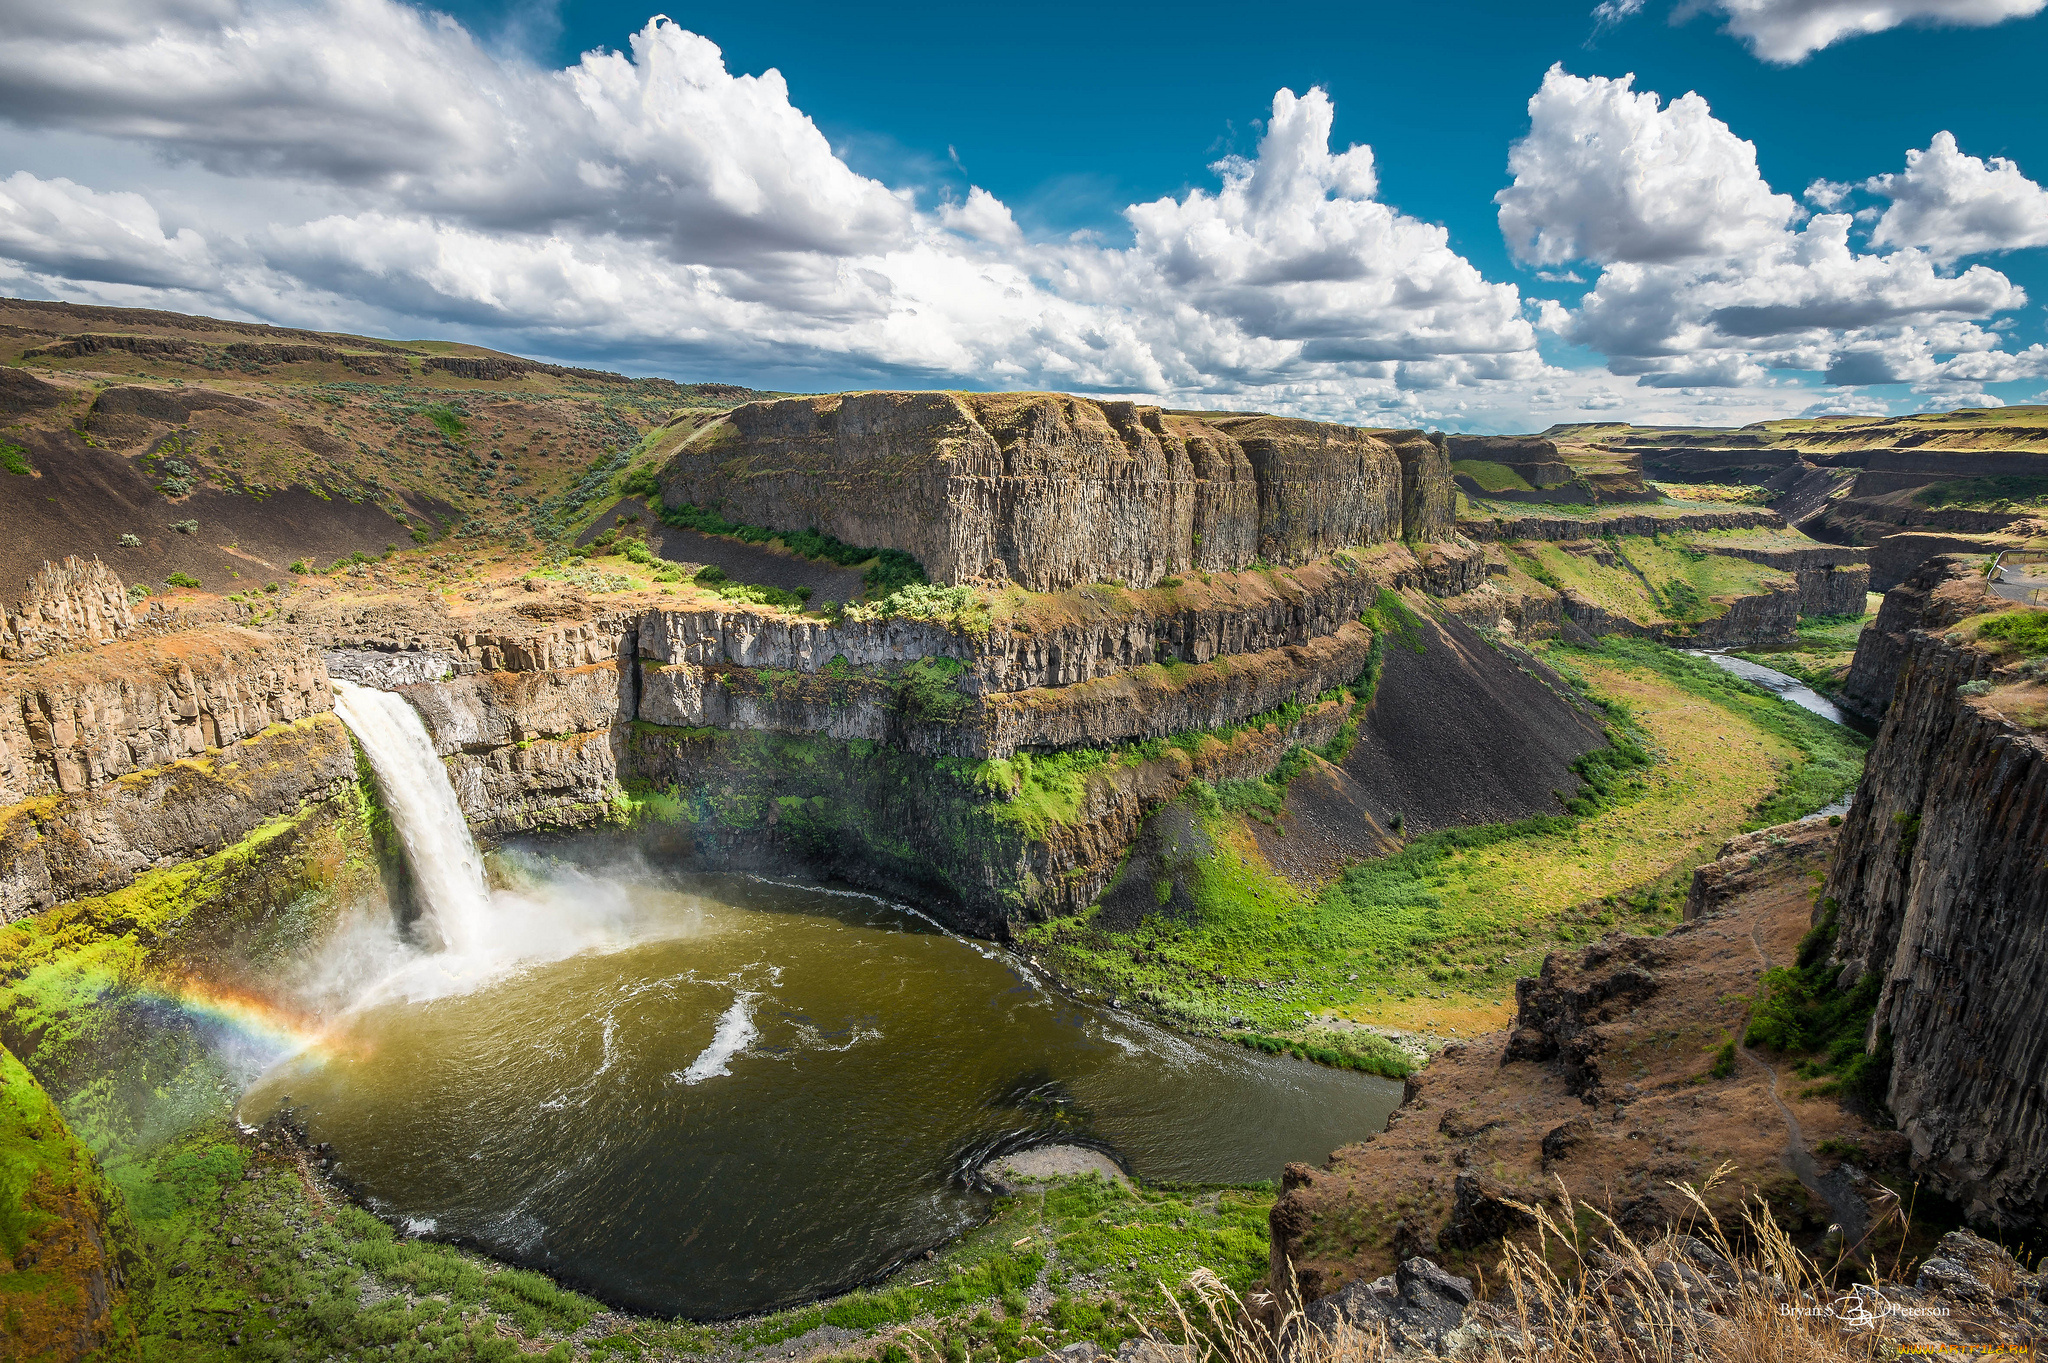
[1,305,2044,1362]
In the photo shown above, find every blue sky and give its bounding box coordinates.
[2,0,2046,430]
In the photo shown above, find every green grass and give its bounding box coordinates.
[1976,609,2048,658]
[1745,900,1891,1108]
[0,442,30,476]
[1511,535,1792,629]
[417,403,467,439]
[1451,459,1535,492]
[1019,636,1866,1040]
[1593,638,1866,826]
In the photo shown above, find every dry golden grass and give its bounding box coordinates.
[982,1171,2008,1363]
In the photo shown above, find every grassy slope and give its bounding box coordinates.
[1,312,755,558]
[1506,535,1792,627]
[1020,639,1866,1048]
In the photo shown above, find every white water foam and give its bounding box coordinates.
[311,684,661,1014]
[332,680,492,953]
[677,994,758,1085]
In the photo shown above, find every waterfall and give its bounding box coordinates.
[331,679,492,954]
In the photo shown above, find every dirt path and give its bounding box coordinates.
[1742,916,1872,1267]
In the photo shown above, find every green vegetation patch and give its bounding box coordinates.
[416,402,467,439]
[1022,637,1865,1038]
[1976,609,2048,659]
[683,1174,1274,1363]
[1590,638,1866,826]
[1745,900,1891,1109]
[1508,535,1793,628]
[1450,459,1535,493]
[649,495,928,600]
[0,442,30,476]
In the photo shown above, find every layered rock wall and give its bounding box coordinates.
[1,557,136,663]
[0,713,355,920]
[624,697,1350,932]
[1840,556,1998,719]
[1823,628,2048,1227]
[658,392,1445,591]
[1457,509,1782,542]
[0,628,332,804]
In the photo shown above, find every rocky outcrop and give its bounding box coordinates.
[1501,935,1665,1097]
[0,713,355,920]
[1386,430,1453,544]
[2,558,136,663]
[1682,819,1838,920]
[658,392,1443,591]
[1457,509,1782,542]
[0,628,332,805]
[400,661,635,835]
[1296,1256,1475,1357]
[1822,625,2048,1227]
[1863,529,2040,593]
[0,366,69,415]
[1839,555,1999,719]
[1265,824,1892,1303]
[0,622,348,918]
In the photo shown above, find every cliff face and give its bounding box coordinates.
[1839,556,1998,719]
[623,696,1351,933]
[1455,509,1782,542]
[657,392,1440,590]
[0,1044,143,1362]
[0,613,352,918]
[1822,625,2048,1227]
[1,558,136,664]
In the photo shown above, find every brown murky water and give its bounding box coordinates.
[243,861,1400,1318]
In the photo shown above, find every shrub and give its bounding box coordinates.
[169,519,198,535]
[119,533,141,547]
[1745,901,1890,1108]
[1979,610,2048,658]
[164,571,202,589]
[898,656,972,723]
[418,403,466,438]
[694,564,730,585]
[1708,1038,1737,1079]
[263,581,280,594]
[126,583,151,602]
[621,465,662,498]
[0,442,29,476]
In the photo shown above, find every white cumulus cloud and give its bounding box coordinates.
[1499,67,2040,396]
[1865,131,2048,263]
[1594,0,2046,62]
[0,0,1586,428]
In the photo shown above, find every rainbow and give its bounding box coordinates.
[103,970,371,1071]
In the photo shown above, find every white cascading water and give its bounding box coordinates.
[315,680,645,1012]
[331,679,493,954]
